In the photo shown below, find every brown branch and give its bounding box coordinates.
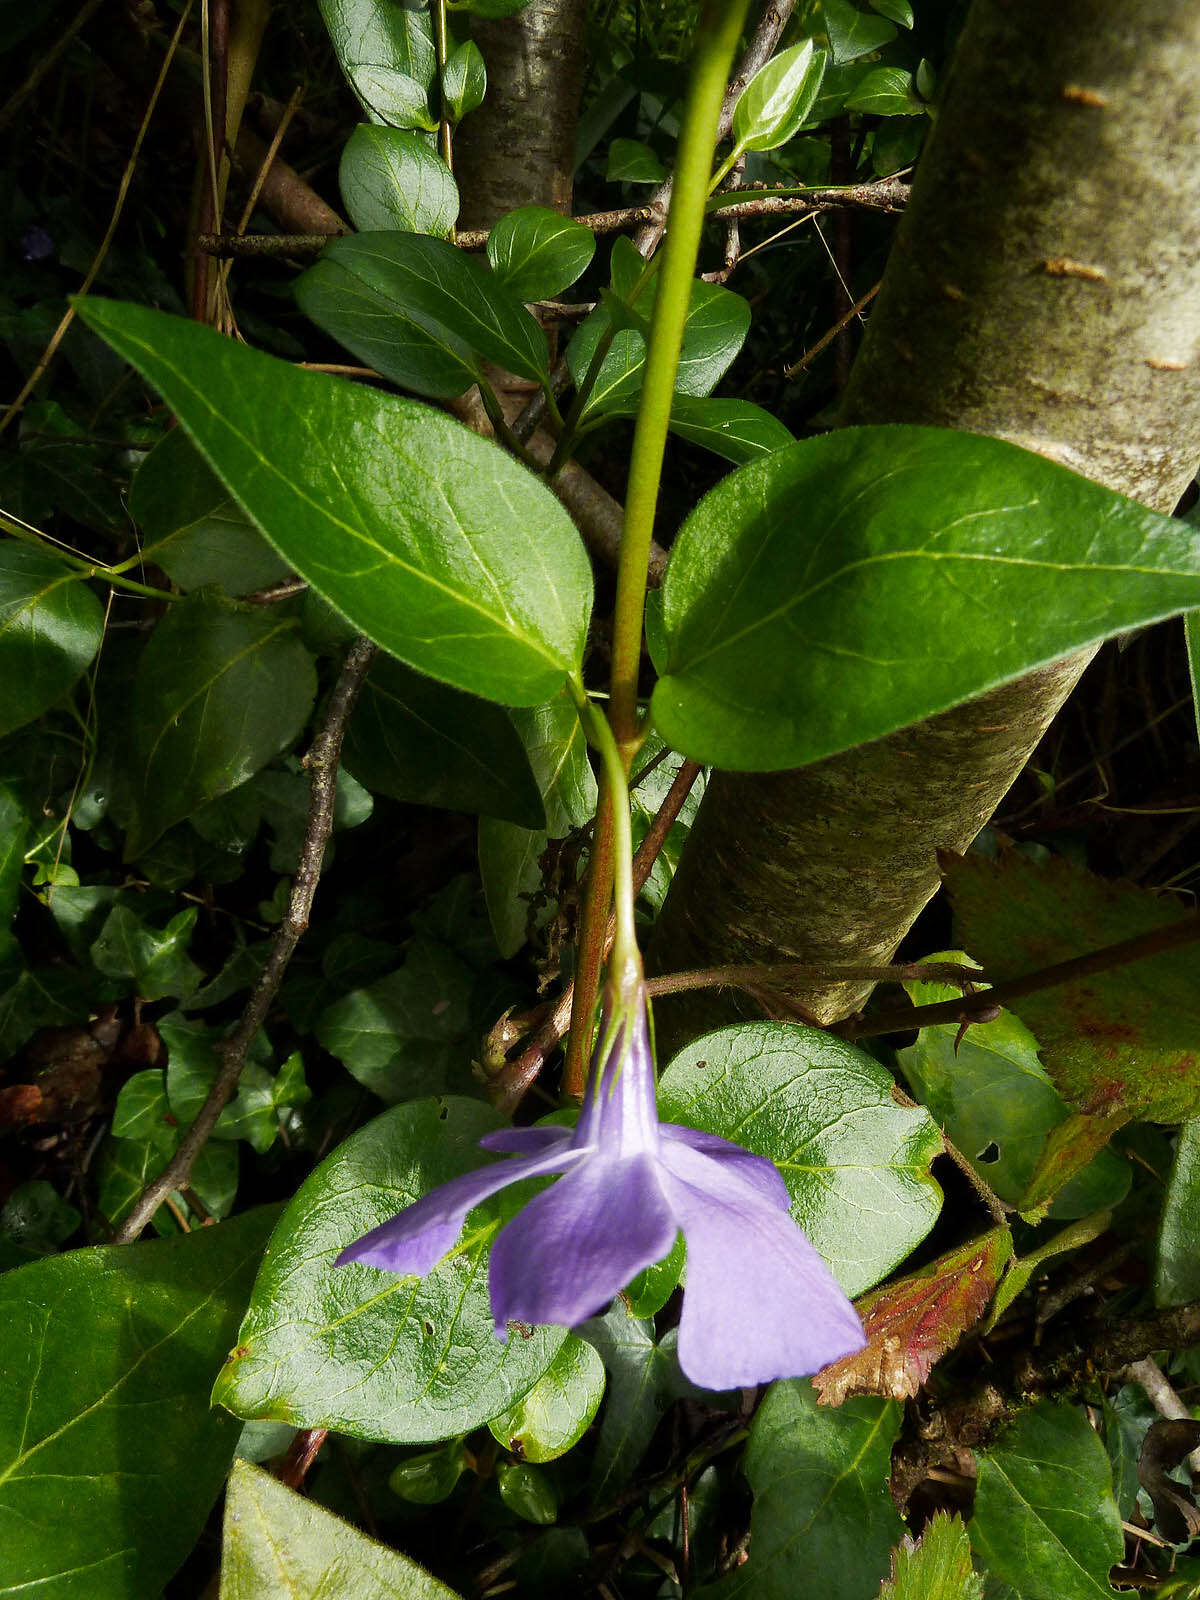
[195,179,909,259]
[842,913,1200,1041]
[491,760,704,1113]
[113,636,377,1242]
[784,279,882,376]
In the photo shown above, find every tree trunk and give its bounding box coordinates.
[454,0,589,230]
[651,0,1200,1033]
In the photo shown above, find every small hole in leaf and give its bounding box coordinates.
[439,1104,448,1120]
[977,1142,1000,1165]
[422,1318,434,1336]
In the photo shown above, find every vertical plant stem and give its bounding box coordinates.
[563,774,615,1099]
[432,0,456,240]
[608,0,752,755]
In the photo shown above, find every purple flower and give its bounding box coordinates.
[338,975,865,1390]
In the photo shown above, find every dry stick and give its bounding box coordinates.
[113,637,377,1242]
[0,0,105,134]
[196,182,907,260]
[0,0,194,437]
[842,912,1200,1041]
[783,278,881,376]
[634,0,800,256]
[492,760,703,1113]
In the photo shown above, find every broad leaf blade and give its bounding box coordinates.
[0,1209,277,1600]
[487,1334,606,1463]
[970,1402,1123,1599]
[706,1380,903,1599]
[301,233,550,385]
[212,1097,567,1442]
[221,1459,462,1598]
[578,1300,692,1502]
[0,543,104,737]
[318,0,436,125]
[342,654,545,827]
[74,299,593,707]
[121,593,317,857]
[338,125,460,236]
[880,1513,983,1600]
[1156,1118,1200,1307]
[659,1023,943,1297]
[653,427,1200,770]
[731,41,826,154]
[487,207,597,302]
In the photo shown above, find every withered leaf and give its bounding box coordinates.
[815,1228,1011,1406]
[1138,1418,1200,1543]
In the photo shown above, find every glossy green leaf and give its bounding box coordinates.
[568,263,750,420]
[315,937,476,1102]
[212,1097,567,1441]
[130,427,292,593]
[0,1209,277,1600]
[388,1440,470,1505]
[869,0,913,27]
[652,426,1200,771]
[75,299,593,707]
[221,1458,461,1599]
[606,137,668,183]
[342,654,545,827]
[0,543,104,737]
[985,1210,1111,1331]
[659,1023,942,1297]
[488,1334,606,1463]
[1156,1119,1200,1307]
[597,393,794,465]
[970,1403,1123,1599]
[621,1231,686,1316]
[317,0,437,126]
[441,39,486,122]
[707,1381,903,1600]
[845,65,925,115]
[496,1459,558,1523]
[578,1300,694,1502]
[111,1067,174,1144]
[97,1130,239,1234]
[296,248,482,398]
[0,1181,79,1270]
[91,904,203,1000]
[945,851,1200,1123]
[731,42,827,154]
[0,785,27,962]
[479,690,597,956]
[120,592,316,857]
[486,207,597,303]
[880,1513,983,1600]
[817,0,898,62]
[300,233,549,385]
[897,955,1130,1218]
[338,125,459,237]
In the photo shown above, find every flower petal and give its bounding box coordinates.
[479,1125,578,1156]
[489,1154,677,1335]
[337,1143,584,1277]
[660,1122,790,1211]
[658,1139,865,1390]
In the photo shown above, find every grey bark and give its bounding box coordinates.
[651,0,1200,1032]
[454,0,589,230]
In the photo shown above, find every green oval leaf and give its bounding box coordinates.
[1157,1118,1200,1308]
[222,1459,462,1598]
[344,654,546,827]
[844,64,925,115]
[593,393,794,465]
[338,124,460,236]
[0,543,104,737]
[130,429,293,593]
[713,1380,903,1600]
[0,1208,278,1600]
[212,1097,568,1442]
[818,0,898,63]
[120,593,317,858]
[318,0,437,125]
[301,233,550,386]
[487,207,597,303]
[605,138,668,183]
[73,299,593,707]
[732,41,827,154]
[488,1334,606,1462]
[653,426,1200,771]
[970,1403,1123,1599]
[658,1022,942,1297]
[441,39,486,123]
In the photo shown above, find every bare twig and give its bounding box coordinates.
[784,279,881,375]
[113,637,377,1242]
[1,1,194,436]
[1127,1358,1200,1472]
[276,1427,329,1489]
[841,913,1200,1041]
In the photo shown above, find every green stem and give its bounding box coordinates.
[432,0,455,239]
[608,0,752,755]
[0,514,175,601]
[569,679,637,971]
